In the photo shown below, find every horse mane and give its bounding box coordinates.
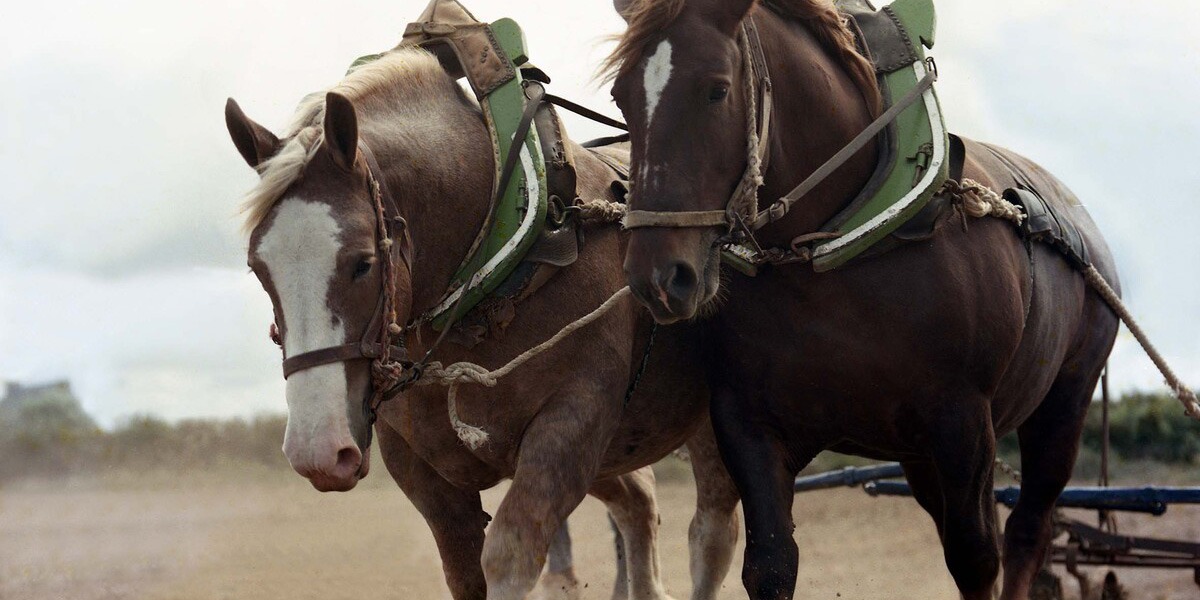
[240,48,452,234]
[601,0,881,115]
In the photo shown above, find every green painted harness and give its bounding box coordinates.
[626,0,950,274]
[353,12,552,331]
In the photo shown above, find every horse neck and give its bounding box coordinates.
[755,10,878,241]
[359,95,495,319]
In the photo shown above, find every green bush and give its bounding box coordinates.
[1082,392,1200,464]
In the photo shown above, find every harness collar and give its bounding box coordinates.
[620,0,950,274]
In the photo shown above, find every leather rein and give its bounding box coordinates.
[621,18,938,263]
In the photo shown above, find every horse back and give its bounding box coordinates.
[956,135,1119,291]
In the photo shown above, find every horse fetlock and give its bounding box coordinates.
[528,569,581,600]
[741,540,798,600]
[483,530,546,600]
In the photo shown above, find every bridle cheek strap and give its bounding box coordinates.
[621,18,771,234]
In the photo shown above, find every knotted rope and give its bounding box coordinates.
[728,27,766,225]
[941,179,1200,420]
[577,198,627,223]
[943,178,1025,225]
[416,287,635,449]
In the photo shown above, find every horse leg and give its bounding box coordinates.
[684,420,740,600]
[481,390,615,600]
[529,521,582,600]
[929,402,1002,600]
[376,421,487,600]
[590,466,676,600]
[901,460,946,541]
[710,387,805,600]
[999,370,1097,600]
[611,514,629,599]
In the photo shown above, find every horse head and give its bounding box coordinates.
[608,0,879,322]
[226,49,491,491]
[608,0,759,323]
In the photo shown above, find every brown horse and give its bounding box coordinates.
[607,1,1120,599]
[226,47,741,600]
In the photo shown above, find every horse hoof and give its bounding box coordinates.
[1029,568,1065,600]
[527,571,581,600]
[1099,571,1127,600]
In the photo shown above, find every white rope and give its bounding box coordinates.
[577,198,627,223]
[1081,265,1200,420]
[416,287,635,449]
[946,178,1025,224]
[994,458,1022,484]
[729,29,765,222]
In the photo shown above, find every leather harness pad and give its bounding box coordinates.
[1004,187,1091,269]
[401,1,515,98]
[837,0,920,74]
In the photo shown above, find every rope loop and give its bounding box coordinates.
[414,287,635,448]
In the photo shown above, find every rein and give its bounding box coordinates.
[620,18,937,265]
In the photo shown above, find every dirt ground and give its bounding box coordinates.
[2,465,1197,600]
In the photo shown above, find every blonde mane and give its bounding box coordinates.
[601,0,880,114]
[240,48,451,234]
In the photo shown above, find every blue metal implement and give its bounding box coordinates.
[861,480,1200,516]
[792,463,907,492]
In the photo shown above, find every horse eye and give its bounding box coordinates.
[708,84,729,103]
[352,259,373,280]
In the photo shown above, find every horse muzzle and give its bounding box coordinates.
[624,228,719,323]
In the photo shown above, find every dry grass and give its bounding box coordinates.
[1,462,1197,600]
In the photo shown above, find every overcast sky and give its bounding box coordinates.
[2,0,1197,426]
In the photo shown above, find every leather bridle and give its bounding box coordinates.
[621,18,774,240]
[621,17,938,264]
[274,142,416,439]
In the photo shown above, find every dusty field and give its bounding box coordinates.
[1,464,1197,600]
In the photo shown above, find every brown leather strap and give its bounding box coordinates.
[282,343,408,378]
[750,67,937,230]
[544,93,628,132]
[622,209,729,229]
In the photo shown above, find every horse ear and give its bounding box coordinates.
[613,0,636,22]
[703,0,756,35]
[225,98,281,169]
[323,92,359,170]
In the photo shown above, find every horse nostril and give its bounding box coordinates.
[334,446,361,477]
[660,261,698,302]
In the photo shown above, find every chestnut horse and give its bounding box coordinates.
[226,48,740,600]
[608,1,1119,599]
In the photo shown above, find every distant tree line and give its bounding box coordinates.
[0,404,289,482]
[996,392,1200,466]
[1,390,1197,483]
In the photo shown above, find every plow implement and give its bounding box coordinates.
[793,463,1200,587]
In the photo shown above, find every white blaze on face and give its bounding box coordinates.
[257,198,352,471]
[641,39,673,187]
[643,39,673,128]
